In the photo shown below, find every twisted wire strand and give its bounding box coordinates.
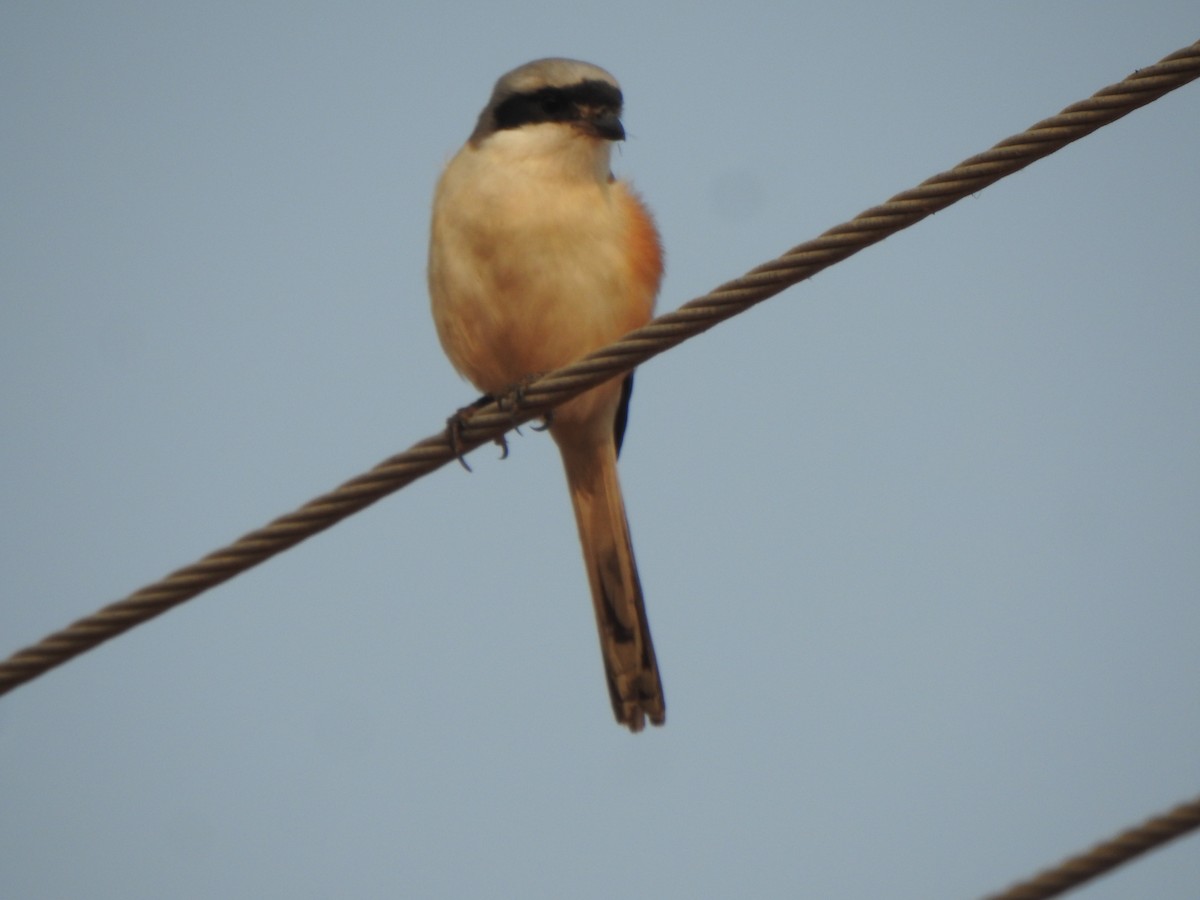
[980,794,1200,900]
[1,40,1197,698]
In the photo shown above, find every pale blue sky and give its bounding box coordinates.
[3,4,1199,898]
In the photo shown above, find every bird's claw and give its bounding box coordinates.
[445,394,495,472]
[498,376,553,433]
[447,378,552,471]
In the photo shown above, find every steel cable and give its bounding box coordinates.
[980,794,1200,900]
[2,40,1197,700]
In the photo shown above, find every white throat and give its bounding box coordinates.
[480,123,614,186]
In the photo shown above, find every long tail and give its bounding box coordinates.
[558,438,665,731]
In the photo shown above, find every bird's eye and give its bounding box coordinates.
[541,94,570,116]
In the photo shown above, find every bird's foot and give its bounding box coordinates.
[497,375,553,432]
[445,394,494,472]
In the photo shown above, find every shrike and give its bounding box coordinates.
[428,58,665,731]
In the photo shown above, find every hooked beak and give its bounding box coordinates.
[580,108,625,142]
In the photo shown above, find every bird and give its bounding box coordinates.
[427,58,665,731]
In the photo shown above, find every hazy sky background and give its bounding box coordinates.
[3,4,1199,898]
